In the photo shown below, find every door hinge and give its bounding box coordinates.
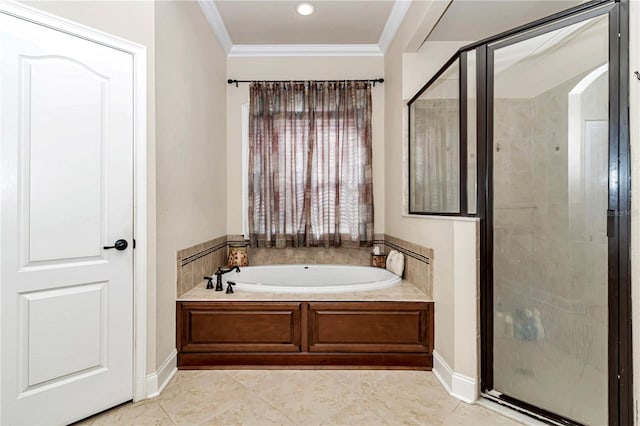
[133,238,136,249]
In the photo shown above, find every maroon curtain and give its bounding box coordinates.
[248,81,373,248]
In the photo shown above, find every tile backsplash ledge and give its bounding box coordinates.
[176,234,433,297]
[176,236,227,297]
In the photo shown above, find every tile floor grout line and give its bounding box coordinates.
[157,400,178,425]
[445,400,463,420]
[226,372,306,425]
[156,378,185,426]
[158,400,180,425]
[78,371,524,425]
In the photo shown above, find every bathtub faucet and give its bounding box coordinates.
[207,266,240,291]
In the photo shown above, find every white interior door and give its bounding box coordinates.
[1,12,134,425]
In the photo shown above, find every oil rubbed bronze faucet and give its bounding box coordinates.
[204,266,240,291]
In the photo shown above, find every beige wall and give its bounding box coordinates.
[226,56,385,235]
[155,0,227,370]
[452,220,480,381]
[385,0,480,382]
[21,0,159,374]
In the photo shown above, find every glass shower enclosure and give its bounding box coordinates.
[406,1,630,422]
[489,11,610,425]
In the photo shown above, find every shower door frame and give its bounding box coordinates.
[477,1,632,425]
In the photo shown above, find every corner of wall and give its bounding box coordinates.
[452,220,480,382]
[432,350,478,404]
[154,0,229,374]
[383,1,481,404]
[146,349,177,398]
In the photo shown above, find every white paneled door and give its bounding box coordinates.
[1,12,134,425]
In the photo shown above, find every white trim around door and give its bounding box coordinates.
[0,0,148,405]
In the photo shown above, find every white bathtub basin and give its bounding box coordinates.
[219,264,401,293]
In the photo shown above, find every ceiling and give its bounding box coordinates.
[214,0,396,45]
[426,0,586,43]
[200,0,594,56]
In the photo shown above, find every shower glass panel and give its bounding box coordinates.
[466,50,477,214]
[491,14,609,425]
[409,59,459,213]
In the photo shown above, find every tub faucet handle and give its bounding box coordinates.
[214,266,239,292]
[214,267,224,291]
[226,281,236,294]
[204,276,214,290]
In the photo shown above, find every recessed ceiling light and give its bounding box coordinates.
[296,3,315,16]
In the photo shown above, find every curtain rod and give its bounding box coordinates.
[226,78,384,87]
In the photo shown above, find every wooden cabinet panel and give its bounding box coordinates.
[308,302,431,353]
[177,301,434,369]
[177,302,301,352]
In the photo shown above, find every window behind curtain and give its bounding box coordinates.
[248,81,373,248]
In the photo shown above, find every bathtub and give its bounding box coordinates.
[220,264,401,293]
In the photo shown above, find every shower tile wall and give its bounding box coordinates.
[493,72,608,409]
[176,236,228,296]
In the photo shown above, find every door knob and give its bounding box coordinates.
[103,239,128,251]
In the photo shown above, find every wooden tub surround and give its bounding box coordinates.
[176,282,434,369]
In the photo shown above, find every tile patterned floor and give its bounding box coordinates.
[78,370,523,425]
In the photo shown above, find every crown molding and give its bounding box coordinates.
[197,0,232,54]
[197,0,410,57]
[378,0,412,53]
[228,44,383,57]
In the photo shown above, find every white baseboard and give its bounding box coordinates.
[145,348,177,398]
[432,350,453,391]
[432,350,478,404]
